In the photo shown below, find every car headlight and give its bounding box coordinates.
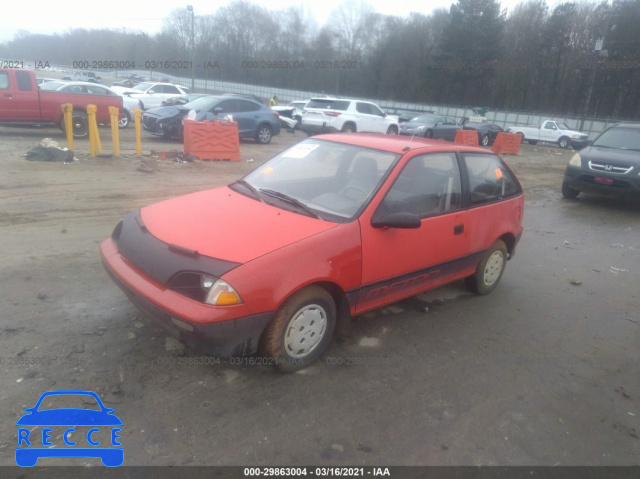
[571,134,580,139]
[569,153,581,167]
[202,277,243,306]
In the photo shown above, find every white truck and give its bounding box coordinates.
[507,120,589,149]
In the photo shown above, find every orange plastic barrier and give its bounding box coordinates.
[454,129,479,147]
[183,119,240,161]
[491,132,521,155]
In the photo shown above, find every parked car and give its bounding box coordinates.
[0,69,122,138]
[399,114,461,141]
[114,82,190,110]
[273,100,309,129]
[507,120,589,149]
[463,121,505,146]
[39,81,119,97]
[62,71,102,83]
[301,97,399,135]
[101,134,524,372]
[35,78,57,85]
[142,94,280,143]
[161,93,208,106]
[561,122,640,199]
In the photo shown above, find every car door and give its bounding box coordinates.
[367,103,390,133]
[540,121,559,142]
[0,70,40,120]
[357,152,472,313]
[355,102,376,132]
[234,99,263,136]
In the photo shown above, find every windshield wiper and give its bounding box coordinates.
[232,179,264,203]
[259,189,321,219]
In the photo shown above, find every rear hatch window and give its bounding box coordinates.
[306,99,350,111]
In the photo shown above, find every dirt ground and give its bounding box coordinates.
[0,124,638,471]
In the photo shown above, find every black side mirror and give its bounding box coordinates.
[371,212,421,229]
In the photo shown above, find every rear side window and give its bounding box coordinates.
[0,72,8,89]
[16,71,33,91]
[356,103,373,114]
[463,154,521,204]
[236,100,260,112]
[306,99,350,111]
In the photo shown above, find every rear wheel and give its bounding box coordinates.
[424,129,433,139]
[561,181,580,199]
[341,123,356,133]
[528,140,538,145]
[62,111,89,138]
[480,134,490,146]
[259,286,336,372]
[465,240,508,295]
[118,110,131,129]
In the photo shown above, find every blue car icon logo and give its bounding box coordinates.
[16,390,123,467]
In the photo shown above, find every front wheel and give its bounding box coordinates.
[259,286,336,372]
[424,129,433,139]
[480,134,490,146]
[558,137,570,149]
[255,124,273,144]
[561,181,580,199]
[465,240,508,295]
[386,125,398,135]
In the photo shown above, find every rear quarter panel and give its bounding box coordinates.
[39,91,123,123]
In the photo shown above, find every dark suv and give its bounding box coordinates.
[562,122,640,199]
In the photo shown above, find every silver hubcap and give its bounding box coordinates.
[259,128,271,142]
[483,251,504,286]
[284,304,327,359]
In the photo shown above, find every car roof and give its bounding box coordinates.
[610,122,640,129]
[313,133,490,155]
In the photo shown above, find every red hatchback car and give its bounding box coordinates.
[101,134,524,371]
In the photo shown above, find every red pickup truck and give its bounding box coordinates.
[0,68,123,138]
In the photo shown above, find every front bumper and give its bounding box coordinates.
[300,122,340,135]
[570,138,591,150]
[563,165,640,198]
[101,238,273,357]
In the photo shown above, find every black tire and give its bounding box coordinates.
[118,110,131,129]
[424,129,433,139]
[527,140,538,145]
[341,123,356,133]
[465,240,508,295]
[517,133,525,143]
[259,285,336,372]
[480,134,490,146]
[255,124,273,144]
[62,111,89,138]
[561,181,580,199]
[558,137,570,149]
[387,125,398,135]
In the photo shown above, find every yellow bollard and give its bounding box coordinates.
[61,104,74,151]
[86,105,103,157]
[134,107,142,157]
[109,106,120,156]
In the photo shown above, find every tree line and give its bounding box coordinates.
[2,0,639,119]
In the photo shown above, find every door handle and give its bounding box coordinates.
[454,224,464,235]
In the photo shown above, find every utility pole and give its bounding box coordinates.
[187,5,195,91]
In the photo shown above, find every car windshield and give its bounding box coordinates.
[39,81,66,91]
[556,122,571,130]
[411,115,437,124]
[239,139,399,221]
[592,127,640,151]
[133,82,153,91]
[182,96,222,111]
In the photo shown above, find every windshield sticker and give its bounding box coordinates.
[282,144,320,159]
[262,166,275,175]
[495,168,503,179]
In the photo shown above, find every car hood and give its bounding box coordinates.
[581,145,640,166]
[142,106,182,119]
[140,186,338,264]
